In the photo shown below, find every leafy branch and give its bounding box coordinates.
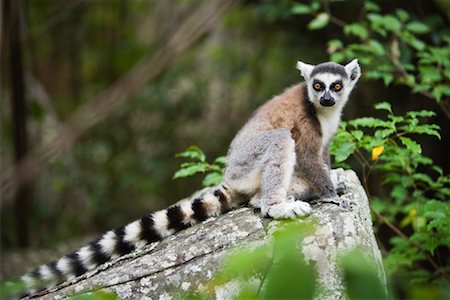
[330,102,450,283]
[291,0,450,118]
[173,146,226,187]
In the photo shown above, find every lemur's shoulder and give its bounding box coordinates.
[255,82,312,130]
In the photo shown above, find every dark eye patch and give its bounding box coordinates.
[331,80,344,92]
[312,79,324,91]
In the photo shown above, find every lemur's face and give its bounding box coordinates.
[310,73,344,107]
[296,60,361,108]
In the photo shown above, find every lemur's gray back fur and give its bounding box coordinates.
[16,59,361,298]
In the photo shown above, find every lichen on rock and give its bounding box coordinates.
[34,169,386,300]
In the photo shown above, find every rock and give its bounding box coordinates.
[34,169,386,299]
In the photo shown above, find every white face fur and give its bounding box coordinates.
[296,59,361,110]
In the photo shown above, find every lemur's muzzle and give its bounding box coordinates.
[320,91,335,106]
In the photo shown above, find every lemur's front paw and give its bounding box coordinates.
[336,181,347,196]
[263,201,312,219]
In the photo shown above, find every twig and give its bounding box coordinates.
[387,36,450,119]
[371,207,409,241]
[323,0,347,28]
[256,256,273,297]
[22,0,84,41]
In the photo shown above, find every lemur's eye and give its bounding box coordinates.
[334,83,342,91]
[313,83,322,91]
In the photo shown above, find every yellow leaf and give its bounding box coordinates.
[372,145,384,160]
[400,208,417,228]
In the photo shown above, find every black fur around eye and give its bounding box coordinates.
[332,82,343,92]
[313,82,322,91]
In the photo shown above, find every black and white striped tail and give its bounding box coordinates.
[19,184,232,298]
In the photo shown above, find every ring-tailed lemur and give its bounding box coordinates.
[16,59,361,297]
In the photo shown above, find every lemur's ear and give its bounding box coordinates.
[296,61,314,80]
[345,59,361,82]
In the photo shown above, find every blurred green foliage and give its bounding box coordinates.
[68,291,119,300]
[331,103,450,287]
[289,0,450,297]
[177,221,387,299]
[0,280,26,300]
[0,279,119,300]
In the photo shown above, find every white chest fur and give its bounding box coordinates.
[317,109,342,146]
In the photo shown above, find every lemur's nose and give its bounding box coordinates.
[323,91,332,100]
[320,91,335,106]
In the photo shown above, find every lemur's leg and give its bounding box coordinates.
[224,129,311,219]
[291,125,337,200]
[290,125,349,209]
[322,145,346,196]
[289,144,346,202]
[289,173,318,202]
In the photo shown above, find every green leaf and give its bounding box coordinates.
[364,1,380,12]
[383,15,401,32]
[399,137,422,153]
[220,245,271,281]
[444,67,450,80]
[432,85,450,102]
[413,173,434,186]
[350,117,391,128]
[374,102,392,114]
[411,124,441,139]
[173,164,207,179]
[308,13,329,30]
[328,39,343,53]
[263,223,317,300]
[264,257,316,300]
[406,22,429,34]
[402,32,426,50]
[344,24,369,40]
[330,52,346,63]
[388,115,403,124]
[175,145,206,162]
[412,83,431,94]
[202,172,223,186]
[367,39,385,55]
[403,74,416,85]
[419,66,442,84]
[350,130,364,141]
[375,128,395,139]
[310,1,321,12]
[367,13,382,23]
[0,280,27,300]
[382,74,394,85]
[395,9,409,22]
[391,185,407,202]
[291,4,311,15]
[213,156,227,165]
[69,291,119,300]
[333,141,356,162]
[340,250,388,300]
[406,110,435,118]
